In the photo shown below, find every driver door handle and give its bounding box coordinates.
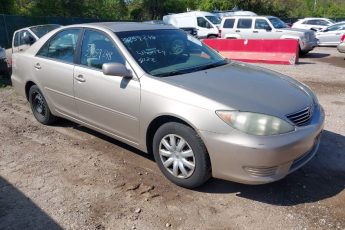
[253,31,258,33]
[75,75,86,82]
[235,30,241,32]
[34,63,41,69]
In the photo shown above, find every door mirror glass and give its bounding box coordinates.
[265,25,272,31]
[102,63,132,78]
[22,31,35,45]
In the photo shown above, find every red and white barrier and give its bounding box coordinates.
[203,39,299,65]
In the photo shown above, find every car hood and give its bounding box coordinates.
[278,27,310,35]
[158,62,313,117]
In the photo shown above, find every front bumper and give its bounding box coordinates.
[200,105,325,185]
[337,42,345,53]
[300,38,318,52]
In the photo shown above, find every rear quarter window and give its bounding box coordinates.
[237,19,253,29]
[223,19,235,28]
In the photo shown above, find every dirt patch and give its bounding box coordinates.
[302,80,345,95]
[318,56,345,68]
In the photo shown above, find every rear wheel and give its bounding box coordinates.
[153,122,211,188]
[29,85,57,125]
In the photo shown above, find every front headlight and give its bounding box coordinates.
[216,111,295,136]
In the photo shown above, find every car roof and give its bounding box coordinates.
[68,22,176,32]
[222,15,275,19]
[302,18,330,20]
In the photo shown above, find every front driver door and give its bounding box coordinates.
[73,29,140,144]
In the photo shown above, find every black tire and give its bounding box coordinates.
[299,47,309,56]
[207,35,217,39]
[152,122,211,188]
[29,85,57,125]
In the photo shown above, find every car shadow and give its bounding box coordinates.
[53,119,344,206]
[0,177,63,230]
[300,52,330,59]
[53,119,154,161]
[297,61,315,65]
[197,130,345,206]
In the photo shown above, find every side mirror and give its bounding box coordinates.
[102,63,133,78]
[206,23,212,29]
[265,25,272,31]
[23,34,35,45]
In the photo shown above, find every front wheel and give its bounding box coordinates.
[153,122,211,188]
[299,47,309,56]
[207,35,217,39]
[29,85,57,125]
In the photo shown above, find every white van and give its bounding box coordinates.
[163,11,220,38]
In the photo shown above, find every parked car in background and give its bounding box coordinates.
[316,22,345,46]
[337,34,345,53]
[12,22,324,188]
[0,46,9,76]
[180,27,198,37]
[163,11,220,38]
[212,10,257,18]
[292,18,334,31]
[143,20,166,25]
[219,16,318,55]
[12,24,61,53]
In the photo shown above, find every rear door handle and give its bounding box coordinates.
[75,74,86,82]
[34,63,41,69]
[253,31,258,33]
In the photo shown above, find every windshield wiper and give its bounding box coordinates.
[154,69,190,77]
[196,61,227,71]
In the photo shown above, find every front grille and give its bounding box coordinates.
[306,31,315,41]
[286,107,312,126]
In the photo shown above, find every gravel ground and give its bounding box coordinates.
[0,47,344,230]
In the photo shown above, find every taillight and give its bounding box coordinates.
[218,29,221,38]
[341,34,345,42]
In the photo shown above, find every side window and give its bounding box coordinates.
[237,19,253,29]
[13,32,19,47]
[37,29,80,63]
[223,19,235,28]
[327,24,340,31]
[318,20,329,26]
[255,19,270,30]
[80,30,125,69]
[307,20,317,25]
[197,17,210,28]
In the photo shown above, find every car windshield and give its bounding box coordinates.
[268,17,288,29]
[205,16,222,25]
[116,29,226,77]
[30,25,61,38]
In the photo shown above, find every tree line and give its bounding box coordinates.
[1,0,345,20]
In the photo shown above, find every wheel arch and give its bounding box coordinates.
[145,115,197,155]
[25,80,37,101]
